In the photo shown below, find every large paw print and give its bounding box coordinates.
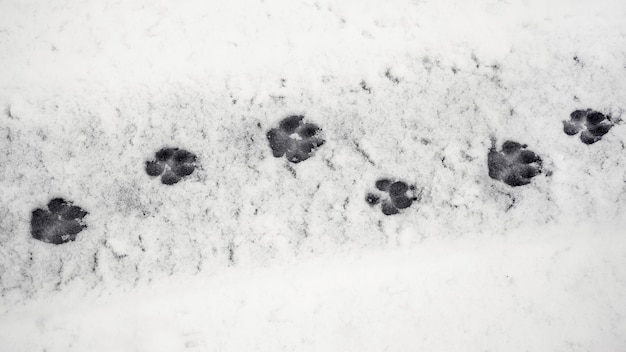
[266,115,325,163]
[563,109,614,145]
[488,141,542,187]
[146,147,197,185]
[31,198,88,244]
[366,179,418,215]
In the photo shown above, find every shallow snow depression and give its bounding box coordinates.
[1,0,626,350]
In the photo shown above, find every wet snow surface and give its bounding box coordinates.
[1,0,626,350]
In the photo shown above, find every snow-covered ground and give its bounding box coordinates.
[2,223,626,351]
[1,0,625,350]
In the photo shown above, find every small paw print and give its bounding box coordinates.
[366,179,418,215]
[266,115,325,163]
[146,147,197,185]
[31,198,88,244]
[563,109,614,145]
[488,141,542,187]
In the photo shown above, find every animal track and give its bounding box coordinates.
[366,179,418,215]
[266,115,325,163]
[31,198,88,244]
[488,141,542,187]
[563,109,614,144]
[146,147,197,185]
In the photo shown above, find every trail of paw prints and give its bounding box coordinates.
[563,109,614,145]
[366,179,418,215]
[31,198,88,244]
[146,147,197,185]
[488,141,542,187]
[266,115,325,163]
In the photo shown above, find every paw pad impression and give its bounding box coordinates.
[266,115,325,163]
[145,147,197,185]
[31,198,88,244]
[563,109,614,145]
[488,141,542,187]
[366,179,418,216]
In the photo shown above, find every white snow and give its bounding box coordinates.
[1,223,625,351]
[1,0,626,350]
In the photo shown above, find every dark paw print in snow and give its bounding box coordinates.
[488,141,542,187]
[366,179,418,215]
[146,147,197,185]
[267,115,325,163]
[563,109,614,145]
[31,198,88,244]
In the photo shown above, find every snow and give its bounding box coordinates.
[1,0,626,350]
[2,223,625,351]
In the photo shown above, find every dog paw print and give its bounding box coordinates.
[266,115,325,163]
[31,198,88,244]
[488,141,542,187]
[146,147,197,185]
[366,179,418,215]
[563,109,614,145]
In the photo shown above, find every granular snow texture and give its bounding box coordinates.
[0,0,625,350]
